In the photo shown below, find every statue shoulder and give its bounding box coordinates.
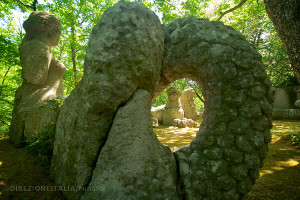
[19,40,52,85]
[19,40,50,56]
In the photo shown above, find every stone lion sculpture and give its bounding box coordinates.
[9,11,65,147]
[151,87,197,127]
[180,88,201,121]
[163,87,184,125]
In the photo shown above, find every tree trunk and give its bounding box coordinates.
[264,0,300,82]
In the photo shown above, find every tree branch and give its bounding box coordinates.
[17,0,38,11]
[58,42,65,60]
[187,82,205,103]
[1,66,12,85]
[256,29,263,48]
[217,0,248,21]
[159,95,165,105]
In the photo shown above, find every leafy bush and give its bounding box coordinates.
[24,123,56,175]
[291,135,300,146]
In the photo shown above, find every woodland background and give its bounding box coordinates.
[0,0,299,137]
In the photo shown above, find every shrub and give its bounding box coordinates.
[24,122,56,175]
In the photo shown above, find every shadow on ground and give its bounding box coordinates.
[0,120,299,199]
[0,138,64,200]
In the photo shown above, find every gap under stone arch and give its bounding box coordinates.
[151,78,205,151]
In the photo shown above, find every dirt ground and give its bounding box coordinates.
[0,138,65,200]
[0,120,299,200]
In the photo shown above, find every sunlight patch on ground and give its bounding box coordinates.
[271,120,300,141]
[259,156,300,187]
[260,169,274,176]
[277,159,299,167]
[154,125,199,151]
[0,161,2,166]
[271,166,284,170]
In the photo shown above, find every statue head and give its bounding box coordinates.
[166,87,180,101]
[181,88,195,101]
[23,11,61,46]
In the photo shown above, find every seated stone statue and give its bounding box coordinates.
[152,87,198,128]
[295,88,300,108]
[9,11,65,147]
[180,88,201,121]
[163,87,184,125]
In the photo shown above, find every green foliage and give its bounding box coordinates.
[0,35,22,137]
[291,135,300,146]
[0,0,299,137]
[24,123,56,175]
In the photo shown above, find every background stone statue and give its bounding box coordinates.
[180,88,201,121]
[151,87,197,128]
[163,87,185,126]
[272,86,300,119]
[9,11,65,147]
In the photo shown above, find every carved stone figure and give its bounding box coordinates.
[273,88,291,109]
[295,88,300,108]
[51,2,273,200]
[9,11,65,147]
[151,87,198,128]
[272,86,300,119]
[180,88,201,121]
[151,105,164,124]
[162,87,184,126]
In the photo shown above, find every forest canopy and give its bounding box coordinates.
[0,0,299,136]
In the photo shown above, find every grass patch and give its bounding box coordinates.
[0,119,299,199]
[154,119,300,200]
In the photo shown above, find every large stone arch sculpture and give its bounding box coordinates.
[51,2,272,200]
[157,17,273,199]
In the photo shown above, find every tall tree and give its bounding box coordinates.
[264,0,300,82]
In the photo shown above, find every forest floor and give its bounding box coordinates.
[0,120,299,200]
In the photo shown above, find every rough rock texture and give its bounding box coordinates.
[180,88,201,121]
[163,87,184,125]
[185,118,198,128]
[156,17,273,200]
[273,88,291,109]
[51,2,164,200]
[52,3,272,199]
[24,97,63,138]
[82,89,179,199]
[9,11,65,147]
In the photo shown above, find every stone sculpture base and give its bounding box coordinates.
[9,97,63,146]
[272,108,300,119]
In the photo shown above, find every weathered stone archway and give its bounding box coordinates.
[51,2,272,200]
[155,17,273,199]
